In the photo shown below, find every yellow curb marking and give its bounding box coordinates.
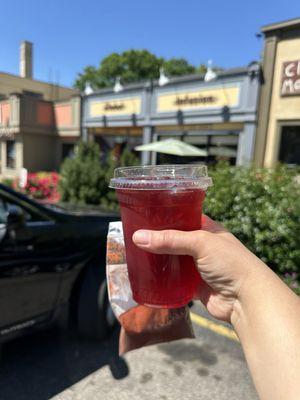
[190,312,239,342]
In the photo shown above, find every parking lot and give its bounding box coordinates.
[0,304,258,400]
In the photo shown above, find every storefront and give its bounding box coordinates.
[255,18,300,167]
[82,86,146,159]
[82,64,261,166]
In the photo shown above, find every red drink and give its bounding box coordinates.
[116,187,205,308]
[110,165,212,309]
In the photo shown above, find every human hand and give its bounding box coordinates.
[132,215,264,324]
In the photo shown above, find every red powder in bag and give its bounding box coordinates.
[106,222,194,354]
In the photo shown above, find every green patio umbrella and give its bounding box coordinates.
[135,139,208,157]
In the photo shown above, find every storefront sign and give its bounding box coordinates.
[156,86,240,113]
[281,60,300,96]
[90,97,141,117]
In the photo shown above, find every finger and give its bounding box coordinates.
[132,229,204,258]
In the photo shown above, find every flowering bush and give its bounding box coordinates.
[22,172,60,203]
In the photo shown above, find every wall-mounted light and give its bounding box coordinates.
[177,109,184,125]
[159,67,170,86]
[114,76,124,93]
[84,82,94,95]
[131,113,137,126]
[204,60,217,82]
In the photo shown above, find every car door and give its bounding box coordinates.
[0,192,63,331]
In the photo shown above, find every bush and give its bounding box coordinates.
[1,178,14,188]
[204,163,300,293]
[59,142,107,205]
[59,141,139,210]
[100,147,140,211]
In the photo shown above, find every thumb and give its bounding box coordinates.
[132,229,204,258]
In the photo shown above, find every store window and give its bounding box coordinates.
[6,140,16,169]
[62,143,75,160]
[279,126,300,165]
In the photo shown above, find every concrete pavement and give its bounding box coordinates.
[51,305,258,400]
[0,305,258,400]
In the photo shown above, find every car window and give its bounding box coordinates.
[0,193,47,223]
[0,198,7,224]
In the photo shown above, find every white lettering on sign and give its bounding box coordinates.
[294,79,300,91]
[281,60,300,96]
[285,63,295,77]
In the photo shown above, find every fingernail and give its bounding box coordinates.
[133,230,151,245]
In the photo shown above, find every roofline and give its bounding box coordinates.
[261,17,300,33]
[84,64,259,97]
[0,71,78,92]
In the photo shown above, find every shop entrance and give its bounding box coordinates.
[279,126,300,165]
[152,129,240,165]
[89,127,143,161]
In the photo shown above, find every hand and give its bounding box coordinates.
[132,215,264,324]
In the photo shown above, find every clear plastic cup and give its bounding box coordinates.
[109,164,212,308]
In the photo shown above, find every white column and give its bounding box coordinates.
[141,126,153,165]
[236,122,256,166]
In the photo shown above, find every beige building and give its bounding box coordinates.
[0,41,80,178]
[255,18,300,167]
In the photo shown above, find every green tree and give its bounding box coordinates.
[59,141,106,205]
[74,50,198,90]
[198,63,208,74]
[100,147,140,211]
[59,141,139,211]
[163,58,196,76]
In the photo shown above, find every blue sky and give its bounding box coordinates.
[0,0,299,87]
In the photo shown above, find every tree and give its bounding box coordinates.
[163,58,196,76]
[59,141,139,210]
[198,63,208,74]
[59,141,106,205]
[74,50,199,91]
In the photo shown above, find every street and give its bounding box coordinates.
[0,304,258,400]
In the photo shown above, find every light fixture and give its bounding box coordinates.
[158,67,170,86]
[114,76,124,93]
[84,82,94,95]
[204,60,217,82]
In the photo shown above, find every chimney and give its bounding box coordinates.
[20,41,33,79]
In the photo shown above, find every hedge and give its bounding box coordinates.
[204,163,300,293]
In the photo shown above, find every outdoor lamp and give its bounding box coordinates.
[114,76,124,93]
[84,82,94,95]
[158,68,170,86]
[204,60,217,82]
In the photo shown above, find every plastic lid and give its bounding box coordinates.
[109,164,213,190]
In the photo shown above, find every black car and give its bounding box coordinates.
[0,184,118,342]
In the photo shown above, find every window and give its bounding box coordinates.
[6,140,16,169]
[62,143,75,160]
[0,198,7,224]
[0,193,48,224]
[279,126,300,165]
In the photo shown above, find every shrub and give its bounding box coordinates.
[204,163,300,292]
[100,147,140,211]
[59,141,139,209]
[59,141,107,205]
[1,178,14,188]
